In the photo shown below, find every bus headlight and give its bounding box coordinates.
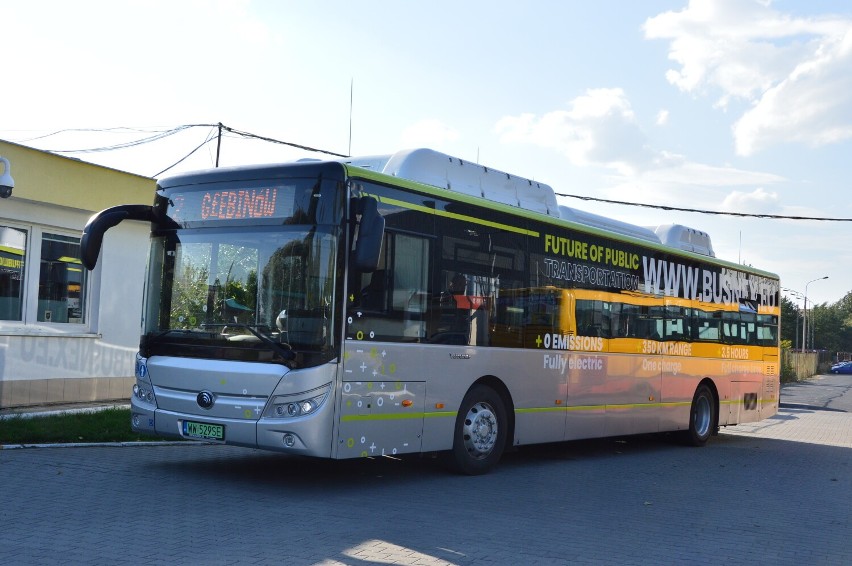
[264,384,330,419]
[132,381,157,407]
[132,354,156,408]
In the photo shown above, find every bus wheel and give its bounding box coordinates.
[683,384,715,447]
[451,385,507,475]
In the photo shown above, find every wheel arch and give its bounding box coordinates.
[698,376,721,435]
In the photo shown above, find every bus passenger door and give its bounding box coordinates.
[606,304,663,437]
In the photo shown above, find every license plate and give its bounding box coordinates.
[183,420,225,441]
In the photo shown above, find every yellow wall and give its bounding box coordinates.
[0,139,155,211]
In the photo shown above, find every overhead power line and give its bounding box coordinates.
[35,122,348,159]
[16,125,850,221]
[41,125,197,153]
[219,124,348,158]
[557,193,852,222]
[26,122,349,178]
[153,127,220,177]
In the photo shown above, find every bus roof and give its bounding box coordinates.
[342,148,718,258]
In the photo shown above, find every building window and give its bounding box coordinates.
[0,225,27,321]
[38,233,86,323]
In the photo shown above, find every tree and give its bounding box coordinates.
[820,291,852,354]
[780,296,801,348]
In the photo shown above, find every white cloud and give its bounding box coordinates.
[644,0,852,155]
[639,162,784,187]
[720,187,781,213]
[399,119,460,148]
[599,163,785,214]
[494,88,659,175]
[494,88,786,201]
[655,110,670,126]
[734,28,852,155]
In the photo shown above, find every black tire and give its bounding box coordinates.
[682,384,716,446]
[450,385,507,475]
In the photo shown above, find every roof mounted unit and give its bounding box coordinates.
[648,224,715,257]
[344,149,717,256]
[346,148,561,218]
[559,206,661,244]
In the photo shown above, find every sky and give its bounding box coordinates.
[2,0,851,306]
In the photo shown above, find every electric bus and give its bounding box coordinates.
[81,148,780,474]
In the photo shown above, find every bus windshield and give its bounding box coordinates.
[142,225,339,367]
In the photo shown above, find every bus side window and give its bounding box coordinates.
[576,299,610,337]
[664,306,689,341]
[348,232,430,342]
[722,312,753,345]
[359,269,388,311]
[757,314,778,346]
[615,303,641,338]
[693,310,720,341]
[645,306,664,340]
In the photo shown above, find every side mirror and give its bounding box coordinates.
[352,196,384,272]
[81,204,156,270]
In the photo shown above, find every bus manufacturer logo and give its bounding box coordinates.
[197,391,216,410]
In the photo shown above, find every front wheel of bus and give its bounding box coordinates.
[451,385,507,475]
[683,384,716,447]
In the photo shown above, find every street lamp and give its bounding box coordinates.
[802,276,828,351]
[783,287,804,350]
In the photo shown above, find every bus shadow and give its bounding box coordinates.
[147,432,685,488]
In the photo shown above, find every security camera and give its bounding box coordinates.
[0,156,13,199]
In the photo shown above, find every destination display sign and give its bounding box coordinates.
[167,186,294,224]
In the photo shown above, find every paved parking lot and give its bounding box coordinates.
[1,377,850,565]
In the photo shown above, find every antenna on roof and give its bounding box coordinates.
[348,78,354,156]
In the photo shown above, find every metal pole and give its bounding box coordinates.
[802,276,828,351]
[348,79,353,157]
[794,305,799,351]
[215,122,223,167]
[784,288,804,351]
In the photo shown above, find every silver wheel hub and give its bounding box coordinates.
[462,401,498,459]
[694,395,711,437]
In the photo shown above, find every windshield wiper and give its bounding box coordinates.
[200,323,297,362]
[148,328,218,340]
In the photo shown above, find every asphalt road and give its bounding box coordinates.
[1,375,850,565]
[780,372,852,412]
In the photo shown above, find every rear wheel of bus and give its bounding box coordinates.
[682,383,716,446]
[451,384,508,475]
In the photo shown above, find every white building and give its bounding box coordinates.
[0,140,154,408]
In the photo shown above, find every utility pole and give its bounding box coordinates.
[215,122,223,167]
[802,276,828,350]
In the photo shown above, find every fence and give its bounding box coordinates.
[781,349,833,382]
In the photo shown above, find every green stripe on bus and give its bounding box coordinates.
[517,402,692,414]
[374,194,539,238]
[341,411,456,422]
[342,413,426,422]
[340,399,770,423]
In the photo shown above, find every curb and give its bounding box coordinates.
[1,440,207,450]
[778,402,846,413]
[0,404,131,420]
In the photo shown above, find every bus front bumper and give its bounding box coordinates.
[130,396,335,457]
